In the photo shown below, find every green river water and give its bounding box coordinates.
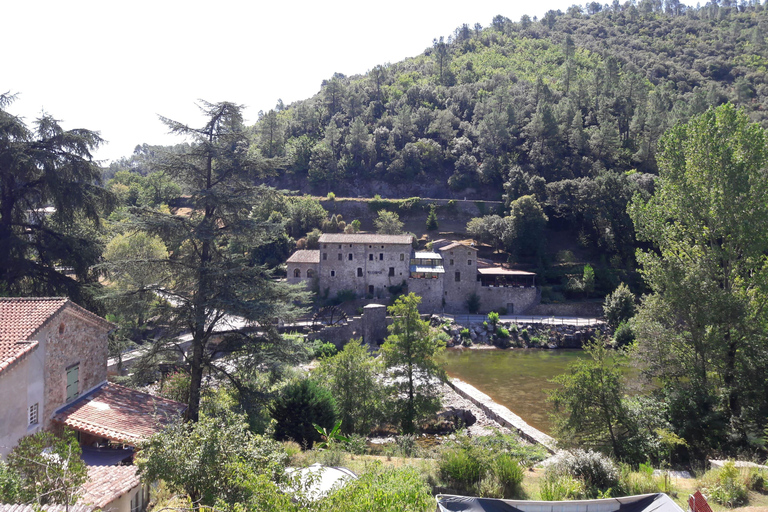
[441,348,591,435]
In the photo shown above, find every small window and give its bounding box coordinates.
[323,253,327,260]
[400,253,404,261]
[455,271,461,282]
[338,245,341,249]
[450,259,454,265]
[330,270,336,277]
[348,253,353,260]
[323,244,327,248]
[357,268,363,277]
[29,403,38,425]
[369,254,373,261]
[368,285,374,295]
[66,364,79,402]
[389,267,395,276]
[468,260,472,265]
[307,269,315,278]
[338,253,342,260]
[369,245,372,248]
[293,268,301,278]
[379,253,383,260]
[381,245,384,249]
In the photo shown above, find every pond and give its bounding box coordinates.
[441,348,591,435]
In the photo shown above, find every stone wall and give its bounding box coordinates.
[476,286,539,315]
[527,301,604,317]
[0,352,44,459]
[408,277,444,313]
[39,307,110,429]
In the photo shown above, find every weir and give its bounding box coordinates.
[449,378,557,453]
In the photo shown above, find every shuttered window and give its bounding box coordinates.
[66,364,79,402]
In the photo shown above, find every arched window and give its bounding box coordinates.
[307,269,315,278]
[293,268,301,278]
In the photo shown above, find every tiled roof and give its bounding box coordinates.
[0,297,113,343]
[477,267,536,276]
[80,465,141,508]
[438,242,478,252]
[318,233,413,245]
[0,340,38,375]
[286,250,320,264]
[54,382,186,445]
[0,297,68,342]
[0,505,94,512]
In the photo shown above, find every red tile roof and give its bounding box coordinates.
[0,297,113,343]
[286,250,320,264]
[0,505,94,512]
[54,383,186,445]
[0,297,68,342]
[80,465,141,508]
[438,241,478,252]
[0,340,38,375]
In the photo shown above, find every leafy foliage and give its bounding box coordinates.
[270,379,337,448]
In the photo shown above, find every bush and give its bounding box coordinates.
[698,461,749,508]
[438,438,526,498]
[159,370,190,404]
[618,463,675,496]
[270,379,337,449]
[460,328,470,339]
[487,311,500,327]
[466,293,480,314]
[603,283,636,329]
[613,321,635,347]
[312,340,338,359]
[439,447,483,493]
[327,192,336,201]
[545,449,619,498]
[540,473,587,501]
[496,327,510,338]
[521,329,530,342]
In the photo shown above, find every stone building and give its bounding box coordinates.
[286,234,539,314]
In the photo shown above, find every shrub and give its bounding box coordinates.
[613,321,635,347]
[496,327,510,338]
[312,340,337,359]
[332,289,357,305]
[439,438,526,499]
[487,311,500,327]
[540,473,587,501]
[466,293,481,314]
[521,329,530,342]
[618,463,674,496]
[460,328,470,339]
[270,379,337,449]
[426,204,439,231]
[159,370,190,404]
[545,449,619,498]
[603,283,636,329]
[698,461,749,508]
[326,192,336,201]
[439,447,482,493]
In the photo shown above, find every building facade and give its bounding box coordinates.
[286,234,539,314]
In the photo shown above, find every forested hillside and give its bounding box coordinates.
[253,1,768,199]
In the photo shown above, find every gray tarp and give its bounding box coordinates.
[436,493,684,512]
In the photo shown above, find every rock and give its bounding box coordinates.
[437,406,477,427]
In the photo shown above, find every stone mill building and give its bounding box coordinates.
[286,234,539,314]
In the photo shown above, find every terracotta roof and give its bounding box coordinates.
[0,506,94,512]
[318,233,413,245]
[477,267,536,276]
[80,465,141,508]
[0,340,38,375]
[54,382,186,445]
[286,250,320,264]
[0,297,113,343]
[438,242,478,252]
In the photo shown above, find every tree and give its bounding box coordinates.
[6,428,87,506]
[112,102,308,421]
[136,411,288,507]
[0,93,113,303]
[381,293,446,434]
[426,204,439,231]
[630,104,768,450]
[269,378,337,448]
[374,209,404,235]
[603,283,636,329]
[549,340,635,458]
[315,339,385,435]
[502,195,548,261]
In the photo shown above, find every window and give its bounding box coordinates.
[307,269,315,278]
[368,285,374,295]
[389,267,395,276]
[293,268,300,278]
[357,268,363,277]
[323,244,327,248]
[330,270,336,277]
[368,254,373,261]
[455,271,461,282]
[379,253,383,260]
[468,260,472,265]
[130,490,141,512]
[29,403,38,425]
[400,253,404,261]
[450,259,454,265]
[348,253,353,260]
[322,253,327,260]
[338,253,342,260]
[338,245,342,249]
[66,364,79,402]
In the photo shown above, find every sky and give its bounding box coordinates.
[4,0,688,164]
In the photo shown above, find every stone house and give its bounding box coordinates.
[286,234,539,314]
[0,297,185,512]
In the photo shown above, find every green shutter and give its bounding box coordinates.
[66,365,79,401]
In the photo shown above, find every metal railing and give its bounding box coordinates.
[440,314,603,327]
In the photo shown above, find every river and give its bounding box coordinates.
[441,348,591,435]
